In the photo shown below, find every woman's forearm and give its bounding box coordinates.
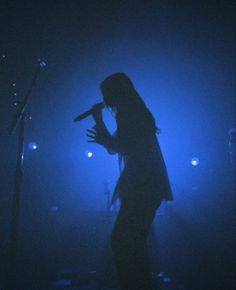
[95,121,125,155]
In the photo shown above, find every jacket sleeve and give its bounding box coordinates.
[106,118,140,155]
[94,120,134,155]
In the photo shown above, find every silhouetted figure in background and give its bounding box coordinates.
[87,73,173,290]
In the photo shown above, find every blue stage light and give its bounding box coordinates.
[28,142,38,150]
[85,150,93,158]
[191,157,199,166]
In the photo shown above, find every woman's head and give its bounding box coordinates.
[100,72,138,109]
[100,72,160,133]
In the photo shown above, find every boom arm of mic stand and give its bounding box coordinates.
[8,64,43,135]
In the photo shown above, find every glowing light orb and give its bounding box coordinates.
[191,157,199,166]
[28,142,38,150]
[85,150,93,158]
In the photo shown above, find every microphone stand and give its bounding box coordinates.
[6,59,46,290]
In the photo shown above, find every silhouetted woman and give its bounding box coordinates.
[87,73,173,290]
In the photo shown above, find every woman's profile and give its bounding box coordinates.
[87,72,173,290]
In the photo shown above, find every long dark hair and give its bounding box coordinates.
[100,72,160,134]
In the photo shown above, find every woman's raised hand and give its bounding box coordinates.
[86,125,111,146]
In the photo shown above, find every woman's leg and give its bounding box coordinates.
[111,197,161,290]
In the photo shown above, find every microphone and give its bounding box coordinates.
[73,102,105,122]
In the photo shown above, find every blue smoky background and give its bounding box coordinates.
[0,1,235,290]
